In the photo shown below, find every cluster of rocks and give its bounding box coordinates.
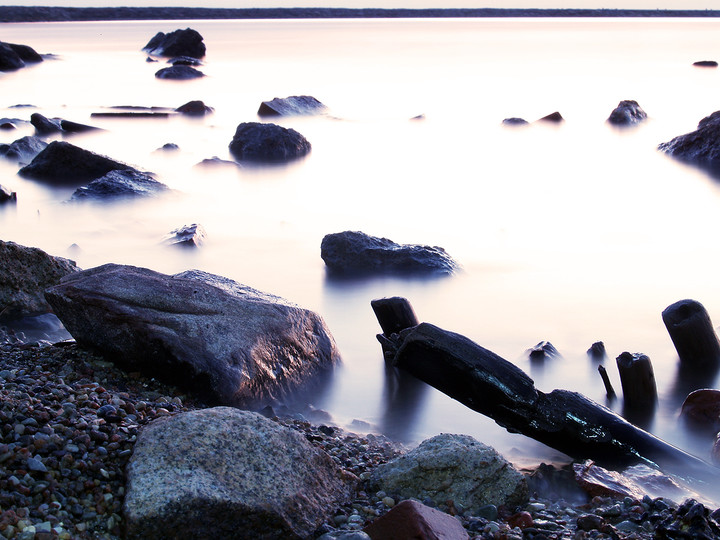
[502,100,647,128]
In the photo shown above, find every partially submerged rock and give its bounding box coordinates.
[124,407,355,539]
[70,170,169,201]
[155,65,204,79]
[0,185,16,204]
[693,60,718,68]
[502,117,529,126]
[0,41,42,72]
[162,223,206,248]
[44,264,341,406]
[320,230,459,276]
[658,111,720,173]
[30,112,62,135]
[0,240,78,320]
[142,28,206,59]
[257,95,328,117]
[537,111,564,123]
[607,100,647,126]
[167,55,202,66]
[228,121,311,163]
[174,99,213,115]
[0,135,47,163]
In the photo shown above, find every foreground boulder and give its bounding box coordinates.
[124,407,356,539]
[18,141,137,184]
[607,100,647,126]
[0,41,42,72]
[369,434,528,514]
[257,95,328,117]
[658,111,720,173]
[363,499,469,540]
[321,230,459,276]
[44,264,340,405]
[0,240,78,320]
[229,122,311,163]
[70,170,169,201]
[0,135,47,163]
[142,28,206,58]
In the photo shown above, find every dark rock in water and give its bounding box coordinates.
[142,28,206,59]
[5,42,42,63]
[658,111,720,174]
[146,56,157,63]
[320,230,459,276]
[157,142,179,152]
[44,264,341,406]
[693,60,718,68]
[229,122,311,163]
[0,185,17,204]
[70,170,168,201]
[537,111,564,123]
[607,100,647,126]
[155,65,205,79]
[124,408,355,539]
[60,119,101,133]
[167,55,202,66]
[410,114,425,121]
[0,41,42,72]
[587,341,606,360]
[195,156,241,169]
[527,340,561,361]
[502,117,529,126]
[175,100,213,115]
[680,389,720,433]
[30,112,62,135]
[0,135,47,163]
[363,500,469,540]
[163,223,206,248]
[257,95,328,117]
[19,141,136,184]
[0,240,79,320]
[0,122,15,130]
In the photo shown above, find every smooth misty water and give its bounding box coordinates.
[4,17,720,489]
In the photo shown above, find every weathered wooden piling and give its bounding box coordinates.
[616,352,657,409]
[662,299,720,368]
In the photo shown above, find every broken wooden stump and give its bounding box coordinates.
[371,297,419,360]
[662,299,720,368]
[616,352,657,410]
[597,365,616,400]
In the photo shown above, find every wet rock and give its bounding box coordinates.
[18,141,136,184]
[142,28,206,58]
[502,117,529,126]
[0,184,17,204]
[70,170,168,201]
[162,223,206,248]
[44,264,341,406]
[124,407,356,539]
[693,60,718,68]
[0,240,79,320]
[655,499,720,539]
[527,340,561,361]
[321,230,459,276]
[30,113,62,135]
[680,389,720,432]
[0,135,48,163]
[167,55,202,66]
[362,499,469,540]
[588,341,606,360]
[369,433,528,515]
[174,99,213,115]
[155,65,205,79]
[0,41,42,72]
[658,111,720,173]
[228,121,311,163]
[607,100,647,126]
[257,95,328,117]
[0,121,16,129]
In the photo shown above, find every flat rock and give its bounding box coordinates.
[142,28,206,58]
[320,230,459,276]
[257,95,328,117]
[693,60,718,68]
[607,100,647,126]
[70,169,168,201]
[0,135,47,164]
[228,121,311,163]
[502,117,529,126]
[0,240,79,320]
[44,264,341,406]
[124,407,356,539]
[155,65,205,79]
[369,433,528,515]
[363,499,469,540]
[658,111,720,173]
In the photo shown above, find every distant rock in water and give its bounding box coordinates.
[175,100,213,115]
[257,95,328,117]
[0,135,47,164]
[19,141,137,184]
[0,41,42,72]
[163,223,206,248]
[195,156,242,169]
[320,230,459,276]
[0,185,17,204]
[607,100,647,126]
[30,113,100,135]
[502,117,529,126]
[155,65,205,79]
[70,170,168,201]
[142,28,206,58]
[658,111,720,174]
[228,122,311,163]
[693,60,718,68]
[167,55,203,66]
[537,111,564,123]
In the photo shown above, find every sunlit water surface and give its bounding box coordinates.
[4,17,720,496]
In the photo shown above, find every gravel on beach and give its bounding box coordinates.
[1,332,720,539]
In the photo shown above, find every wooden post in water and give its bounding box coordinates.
[662,299,720,368]
[598,365,616,400]
[370,297,419,360]
[616,352,657,409]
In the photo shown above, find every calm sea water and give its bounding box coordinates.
[3,17,720,487]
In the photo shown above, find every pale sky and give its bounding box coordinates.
[3,0,720,10]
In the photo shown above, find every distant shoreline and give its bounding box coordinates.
[2,6,720,23]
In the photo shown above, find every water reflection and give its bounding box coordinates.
[379,362,430,443]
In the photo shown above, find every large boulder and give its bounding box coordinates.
[0,41,42,72]
[321,230,459,276]
[18,141,137,184]
[142,28,206,59]
[369,434,528,514]
[658,111,720,173]
[44,264,341,406]
[257,95,328,117]
[155,65,205,79]
[0,135,47,164]
[70,169,169,201]
[0,240,79,320]
[607,100,647,126]
[228,122,311,163]
[124,407,356,539]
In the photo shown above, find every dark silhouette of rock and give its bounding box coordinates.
[167,55,202,66]
[320,230,459,276]
[0,41,42,72]
[195,156,241,169]
[157,142,179,152]
[0,135,47,163]
[60,119,101,133]
[163,223,206,248]
[0,122,15,130]
[70,170,168,201]
[175,100,213,115]
[658,111,720,173]
[257,95,328,117]
[363,499,469,540]
[0,185,16,204]
[502,117,529,126]
[228,122,311,163]
[44,264,341,406]
[694,60,718,68]
[155,65,205,79]
[18,141,136,184]
[142,28,206,58]
[681,389,720,433]
[30,112,62,135]
[537,111,564,123]
[607,100,647,126]
[527,340,561,361]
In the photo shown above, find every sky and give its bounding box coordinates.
[3,1,720,10]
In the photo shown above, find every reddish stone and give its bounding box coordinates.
[681,389,720,431]
[363,499,469,540]
[508,511,534,530]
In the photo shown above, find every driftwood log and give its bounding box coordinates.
[372,297,720,489]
